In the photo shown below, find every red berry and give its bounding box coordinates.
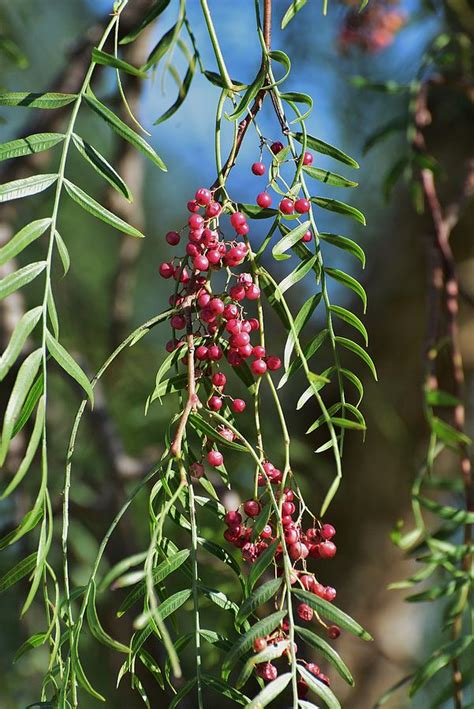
[208,396,222,412]
[230,331,250,348]
[188,213,204,230]
[289,542,309,560]
[197,292,211,308]
[243,500,261,517]
[301,229,312,243]
[321,524,336,540]
[327,624,341,639]
[300,574,314,591]
[279,198,295,215]
[170,315,186,330]
[251,359,267,376]
[209,297,224,314]
[324,586,337,602]
[294,198,310,214]
[239,343,253,358]
[319,541,337,559]
[297,679,309,698]
[249,318,259,331]
[313,582,325,598]
[195,345,209,361]
[257,663,278,681]
[190,462,204,479]
[232,398,246,413]
[246,284,260,300]
[193,254,209,271]
[224,510,242,526]
[285,528,299,545]
[212,372,226,388]
[252,345,266,358]
[230,212,246,228]
[159,262,174,279]
[303,151,313,166]
[223,304,239,320]
[236,222,250,236]
[261,525,272,539]
[230,284,246,301]
[253,637,267,652]
[195,187,212,206]
[165,230,180,246]
[307,663,321,676]
[187,199,200,213]
[208,344,223,360]
[252,161,266,176]
[207,249,221,265]
[205,201,221,218]
[297,603,314,622]
[207,450,223,467]
[266,356,281,371]
[256,191,272,208]
[282,501,295,516]
[270,141,284,154]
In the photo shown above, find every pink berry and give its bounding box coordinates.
[307,663,321,676]
[297,603,314,622]
[188,214,204,230]
[261,525,272,539]
[319,541,337,559]
[207,249,221,265]
[165,230,180,246]
[212,372,226,388]
[301,229,312,243]
[190,462,204,479]
[193,255,209,271]
[232,398,246,413]
[207,450,223,467]
[205,201,221,218]
[236,222,250,236]
[251,359,267,376]
[243,500,261,517]
[289,542,309,560]
[252,345,266,358]
[230,212,246,228]
[223,304,238,320]
[327,624,341,639]
[321,524,336,540]
[253,637,267,652]
[209,297,224,314]
[252,161,266,176]
[187,199,200,213]
[246,284,260,300]
[230,284,246,301]
[159,262,174,279]
[208,395,222,412]
[195,345,208,361]
[224,510,242,526]
[270,141,284,154]
[170,315,185,330]
[197,292,211,308]
[257,663,278,682]
[300,574,314,591]
[279,198,295,215]
[303,151,313,166]
[195,187,212,206]
[324,586,337,602]
[208,344,223,360]
[295,198,310,214]
[256,192,272,208]
[266,356,281,371]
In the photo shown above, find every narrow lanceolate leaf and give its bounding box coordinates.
[0,262,46,302]
[297,665,341,709]
[335,336,377,380]
[142,22,183,72]
[0,219,51,266]
[278,254,317,295]
[0,174,57,203]
[120,0,172,44]
[284,293,322,371]
[303,165,358,188]
[0,553,37,593]
[227,65,266,122]
[292,131,359,169]
[189,413,248,452]
[84,93,167,171]
[311,197,366,225]
[169,679,196,709]
[0,92,77,109]
[117,550,190,616]
[236,578,282,625]
[330,305,368,345]
[87,581,129,653]
[154,49,196,125]
[324,268,367,311]
[320,233,365,267]
[272,220,311,260]
[280,92,313,122]
[281,0,308,28]
[237,641,290,689]
[247,672,292,708]
[410,636,473,696]
[91,48,147,77]
[415,495,474,525]
[0,133,64,162]
[136,589,192,628]
[223,610,287,671]
[54,230,70,275]
[72,134,132,201]
[0,307,42,381]
[293,589,372,641]
[14,632,48,663]
[0,348,42,465]
[295,626,354,685]
[238,203,278,220]
[430,416,471,447]
[12,374,43,440]
[247,539,279,590]
[45,330,94,404]
[0,396,45,499]
[201,674,248,705]
[64,180,143,238]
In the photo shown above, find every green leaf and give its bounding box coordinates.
[278,254,317,295]
[363,116,407,153]
[227,65,265,121]
[251,503,272,542]
[236,640,289,689]
[303,166,357,188]
[335,336,377,380]
[45,330,94,404]
[280,91,313,122]
[430,417,471,447]
[238,203,279,220]
[117,550,190,616]
[292,131,359,169]
[189,413,248,452]
[281,0,308,28]
[84,93,167,171]
[373,675,413,707]
[142,22,183,72]
[320,233,365,267]
[297,665,341,709]
[247,539,279,590]
[149,374,187,403]
[425,389,460,407]
[203,70,246,90]
[0,306,42,381]
[87,581,129,653]
[293,589,372,641]
[54,230,70,275]
[415,495,474,525]
[0,552,37,593]
[14,632,47,663]
[311,197,366,225]
[202,674,248,704]
[0,396,45,499]
[64,179,143,237]
[0,92,77,109]
[284,293,322,371]
[272,220,311,260]
[0,219,51,266]
[410,636,473,696]
[223,610,286,671]
[11,374,43,439]
[295,626,354,685]
[169,679,196,709]
[330,305,368,345]
[0,261,46,301]
[324,268,367,311]
[236,578,282,626]
[72,133,132,201]
[247,672,292,708]
[267,50,291,87]
[0,174,57,203]
[92,48,147,77]
[145,588,192,624]
[0,133,64,162]
[278,329,328,388]
[120,0,172,44]
[0,349,42,465]
[154,48,196,125]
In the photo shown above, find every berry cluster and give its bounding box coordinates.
[338,0,406,52]
[159,186,282,470]
[251,142,314,244]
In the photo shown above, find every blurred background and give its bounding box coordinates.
[0,0,473,707]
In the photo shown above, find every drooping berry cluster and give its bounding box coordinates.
[159,185,282,470]
[338,0,406,53]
